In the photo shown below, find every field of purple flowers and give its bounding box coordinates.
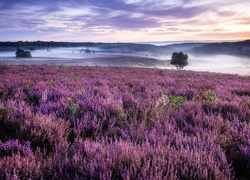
[0,64,250,179]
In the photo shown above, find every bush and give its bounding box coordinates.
[0,140,32,157]
[170,51,188,69]
[165,95,186,109]
[16,49,32,58]
[85,49,91,53]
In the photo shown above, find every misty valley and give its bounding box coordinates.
[0,40,250,75]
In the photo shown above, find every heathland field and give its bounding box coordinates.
[1,65,250,179]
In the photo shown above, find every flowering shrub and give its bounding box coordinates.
[0,65,250,179]
[0,140,32,157]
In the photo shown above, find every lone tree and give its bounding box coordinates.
[16,48,32,58]
[171,51,188,69]
[85,49,91,53]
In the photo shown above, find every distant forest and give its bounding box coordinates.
[0,41,104,48]
[0,40,250,57]
[0,41,174,56]
[189,40,250,57]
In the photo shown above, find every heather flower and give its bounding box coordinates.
[0,65,250,179]
[0,139,32,157]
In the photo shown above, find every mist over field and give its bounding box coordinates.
[0,41,249,75]
[185,54,250,75]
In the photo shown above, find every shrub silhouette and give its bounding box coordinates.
[16,49,32,58]
[85,49,91,53]
[171,51,188,69]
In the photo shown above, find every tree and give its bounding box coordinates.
[85,49,91,53]
[170,51,188,69]
[16,49,32,58]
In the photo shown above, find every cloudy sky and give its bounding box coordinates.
[0,0,250,42]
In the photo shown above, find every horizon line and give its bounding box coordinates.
[1,39,249,44]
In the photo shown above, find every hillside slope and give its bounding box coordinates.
[0,65,250,179]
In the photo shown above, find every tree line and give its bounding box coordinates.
[0,41,99,48]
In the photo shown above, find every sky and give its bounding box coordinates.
[0,0,250,42]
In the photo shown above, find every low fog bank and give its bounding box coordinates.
[0,47,170,68]
[0,44,250,76]
[184,54,250,75]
